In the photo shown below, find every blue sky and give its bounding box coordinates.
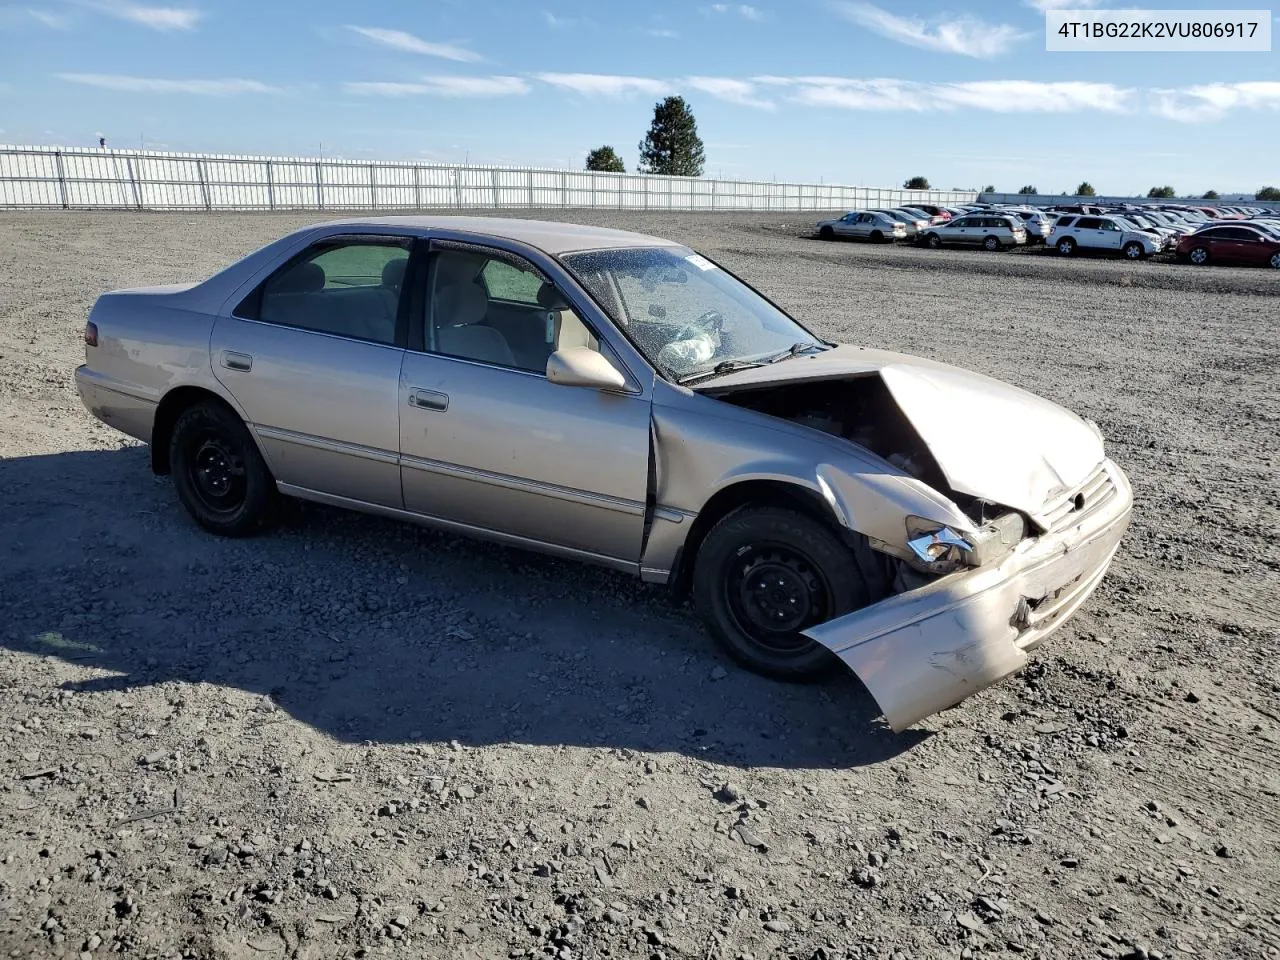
[1,0,1277,194]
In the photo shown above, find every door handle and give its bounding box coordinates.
[408,389,449,412]
[221,351,253,372]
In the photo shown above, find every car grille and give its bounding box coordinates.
[1040,463,1118,533]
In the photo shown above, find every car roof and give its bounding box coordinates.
[317,215,680,255]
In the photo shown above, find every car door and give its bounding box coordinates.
[834,213,859,238]
[1221,228,1266,264]
[397,239,652,565]
[1095,219,1126,251]
[949,217,976,244]
[846,213,871,238]
[211,233,414,507]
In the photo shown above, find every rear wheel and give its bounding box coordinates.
[1056,237,1076,256]
[983,235,1001,252]
[925,232,942,249]
[870,230,884,243]
[1188,246,1209,265]
[1123,241,1145,260]
[1271,251,1280,269]
[819,225,834,240]
[693,507,870,680]
[170,400,277,537]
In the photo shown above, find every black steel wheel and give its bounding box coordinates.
[693,506,871,680]
[170,400,277,536]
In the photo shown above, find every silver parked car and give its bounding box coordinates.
[920,214,1028,251]
[816,211,908,242]
[76,217,1132,731]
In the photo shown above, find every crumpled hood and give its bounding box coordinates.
[700,345,1104,516]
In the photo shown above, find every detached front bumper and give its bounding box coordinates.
[804,459,1133,732]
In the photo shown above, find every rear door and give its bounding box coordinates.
[211,234,414,507]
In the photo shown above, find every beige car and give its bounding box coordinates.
[75,217,1132,731]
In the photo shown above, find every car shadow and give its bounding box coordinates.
[0,447,929,770]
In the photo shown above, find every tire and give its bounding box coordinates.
[1056,237,1076,256]
[169,400,277,537]
[1123,241,1145,260]
[870,230,884,243]
[1188,246,1209,265]
[925,233,942,249]
[1271,251,1280,269]
[983,235,1001,252]
[819,225,834,240]
[692,506,871,681]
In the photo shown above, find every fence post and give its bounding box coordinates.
[413,164,421,210]
[266,160,275,211]
[491,168,500,209]
[560,170,568,209]
[197,158,211,211]
[527,169,534,207]
[711,177,717,212]
[315,161,324,210]
[369,163,377,210]
[54,150,68,209]
[454,168,462,208]
[125,156,143,210]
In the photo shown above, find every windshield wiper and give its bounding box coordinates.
[677,358,772,386]
[765,341,830,364]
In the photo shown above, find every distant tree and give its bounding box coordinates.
[585,146,625,173]
[981,184,996,194]
[638,96,704,177]
[1075,181,1097,197]
[903,175,930,190]
[1201,189,1219,200]
[1256,186,1280,201]
[1017,185,1038,195]
[1147,185,1177,198]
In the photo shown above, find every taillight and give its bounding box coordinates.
[84,322,98,347]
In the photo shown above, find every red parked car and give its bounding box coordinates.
[1177,224,1280,268]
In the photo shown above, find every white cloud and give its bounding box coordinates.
[830,1,1025,57]
[89,3,202,30]
[684,76,774,110]
[344,76,530,97]
[56,73,278,94]
[755,76,1132,113]
[535,73,671,97]
[1024,0,1102,9]
[345,25,481,63]
[541,10,577,29]
[28,8,73,28]
[647,28,680,38]
[707,4,765,21]
[1150,82,1280,122]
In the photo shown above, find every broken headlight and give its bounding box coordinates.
[905,511,1027,575]
[905,517,974,574]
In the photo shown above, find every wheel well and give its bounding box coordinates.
[149,386,235,474]
[667,480,839,602]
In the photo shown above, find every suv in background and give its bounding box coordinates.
[1048,215,1161,259]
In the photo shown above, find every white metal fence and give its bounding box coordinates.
[0,144,977,213]
[979,191,1280,212]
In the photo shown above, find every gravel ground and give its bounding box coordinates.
[1,211,1278,960]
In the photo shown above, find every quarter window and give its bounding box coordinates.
[238,237,410,346]
[1076,217,1102,230]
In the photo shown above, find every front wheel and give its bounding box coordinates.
[983,235,1001,252]
[1123,241,1145,260]
[819,225,834,240]
[692,507,870,680]
[170,400,277,537]
[1188,246,1209,265]
[1271,251,1280,269]
[1056,237,1076,256]
[925,233,942,249]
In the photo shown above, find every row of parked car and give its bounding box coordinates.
[815,201,1280,268]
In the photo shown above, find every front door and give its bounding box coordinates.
[398,242,652,565]
[211,234,413,507]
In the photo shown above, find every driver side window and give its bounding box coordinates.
[427,248,597,374]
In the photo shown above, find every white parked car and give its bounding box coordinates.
[816,211,908,242]
[1001,208,1054,244]
[1048,215,1162,259]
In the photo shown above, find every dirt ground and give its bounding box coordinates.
[1,211,1277,960]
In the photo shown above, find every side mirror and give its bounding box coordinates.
[546,348,626,390]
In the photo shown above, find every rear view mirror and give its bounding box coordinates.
[546,348,626,390]
[648,303,668,320]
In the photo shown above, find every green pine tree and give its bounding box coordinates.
[638,97,705,177]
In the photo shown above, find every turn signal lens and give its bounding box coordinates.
[84,322,98,347]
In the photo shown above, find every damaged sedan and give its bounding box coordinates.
[75,217,1132,731]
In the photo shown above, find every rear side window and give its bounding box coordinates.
[1219,227,1257,241]
[1076,217,1102,230]
[236,237,411,346]
[1056,216,1076,227]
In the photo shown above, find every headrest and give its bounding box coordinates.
[536,282,569,310]
[436,281,487,327]
[274,261,325,295]
[382,257,408,289]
